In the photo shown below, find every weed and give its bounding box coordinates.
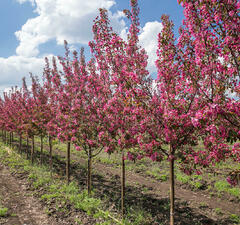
[215,208,222,215]
[228,188,240,198]
[214,180,230,192]
[146,167,168,181]
[214,180,240,199]
[0,207,8,217]
[190,181,203,190]
[134,163,147,173]
[98,156,117,165]
[74,218,83,224]
[199,202,207,208]
[44,208,51,215]
[176,173,190,184]
[142,187,148,193]
[229,214,240,223]
[124,206,153,225]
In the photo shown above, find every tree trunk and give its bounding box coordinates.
[19,135,22,154]
[121,150,126,218]
[26,136,29,159]
[169,145,175,225]
[10,132,12,147]
[66,141,71,184]
[49,135,53,176]
[40,135,43,165]
[8,132,10,146]
[87,147,92,196]
[31,136,34,164]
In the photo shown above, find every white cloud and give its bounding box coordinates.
[0,0,128,93]
[1,0,162,95]
[15,0,126,57]
[0,55,48,88]
[139,21,163,73]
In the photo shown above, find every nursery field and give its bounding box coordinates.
[0,0,239,224]
[0,136,239,225]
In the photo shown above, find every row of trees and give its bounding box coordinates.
[0,0,239,224]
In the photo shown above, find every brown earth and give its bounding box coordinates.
[0,163,58,225]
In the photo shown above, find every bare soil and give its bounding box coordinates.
[0,163,58,225]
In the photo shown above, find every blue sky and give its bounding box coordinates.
[0,0,184,94]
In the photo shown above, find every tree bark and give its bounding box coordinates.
[40,135,43,165]
[121,150,126,218]
[66,141,71,184]
[169,145,175,225]
[49,135,53,176]
[19,135,22,154]
[8,132,10,146]
[87,147,92,196]
[26,136,29,159]
[31,136,34,164]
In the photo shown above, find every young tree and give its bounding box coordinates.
[177,0,240,184]
[89,0,152,216]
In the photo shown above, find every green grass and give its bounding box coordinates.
[214,208,222,215]
[215,160,240,171]
[0,207,8,217]
[175,171,205,190]
[97,155,118,165]
[228,188,240,197]
[146,167,168,181]
[176,173,190,184]
[199,202,207,208]
[214,180,240,199]
[229,214,240,224]
[123,207,153,225]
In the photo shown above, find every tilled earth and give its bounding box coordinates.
[0,164,58,225]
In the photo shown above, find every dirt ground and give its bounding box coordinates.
[0,163,58,225]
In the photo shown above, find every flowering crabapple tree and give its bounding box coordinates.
[42,56,65,174]
[29,73,54,165]
[178,0,240,185]
[2,87,25,152]
[44,41,112,192]
[89,0,153,216]
[43,43,79,183]
[0,89,19,147]
[68,53,112,195]
[144,14,204,225]
[21,76,43,164]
